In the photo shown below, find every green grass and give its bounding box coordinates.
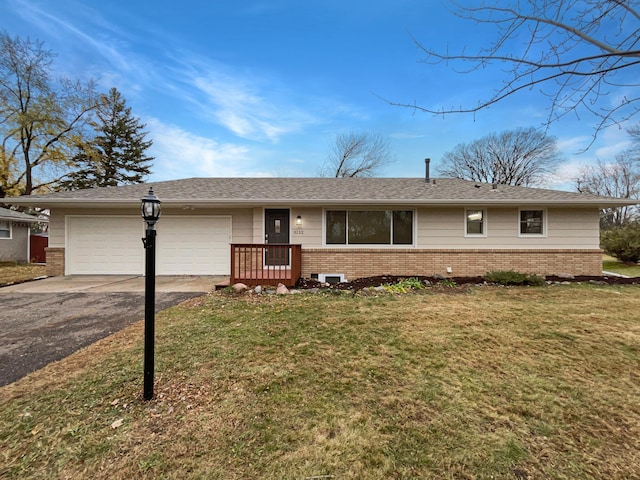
[1,285,639,479]
[602,254,640,277]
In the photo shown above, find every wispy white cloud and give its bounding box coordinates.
[186,68,319,142]
[146,118,274,180]
[12,1,129,70]
[7,0,163,99]
[594,127,632,158]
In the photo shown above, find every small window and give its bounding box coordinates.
[466,209,485,236]
[0,221,10,239]
[520,210,544,235]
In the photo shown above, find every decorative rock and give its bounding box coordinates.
[276,283,289,295]
[232,283,248,293]
[373,286,386,292]
[289,289,302,294]
[557,273,575,279]
[254,285,263,294]
[307,288,320,294]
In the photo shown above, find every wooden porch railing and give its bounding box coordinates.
[231,244,302,287]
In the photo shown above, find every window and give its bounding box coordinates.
[465,209,485,236]
[0,221,10,239]
[520,210,544,235]
[326,210,413,245]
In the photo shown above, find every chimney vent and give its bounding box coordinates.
[425,158,431,182]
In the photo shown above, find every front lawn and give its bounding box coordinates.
[0,263,46,284]
[603,255,640,277]
[1,285,639,479]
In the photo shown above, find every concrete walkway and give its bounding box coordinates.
[1,275,229,293]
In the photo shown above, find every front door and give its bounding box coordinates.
[265,209,290,266]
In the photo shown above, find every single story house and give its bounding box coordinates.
[0,206,43,264]
[5,175,636,284]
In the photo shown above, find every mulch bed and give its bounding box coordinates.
[295,274,639,292]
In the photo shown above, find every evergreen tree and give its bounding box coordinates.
[63,88,153,189]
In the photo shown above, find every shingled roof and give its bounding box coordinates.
[0,206,41,222]
[4,177,636,208]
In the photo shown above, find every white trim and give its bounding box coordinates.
[0,220,12,240]
[321,208,416,248]
[464,208,487,238]
[318,273,346,284]
[518,207,548,238]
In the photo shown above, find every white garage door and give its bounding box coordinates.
[66,216,231,275]
[156,216,231,275]
[67,216,143,275]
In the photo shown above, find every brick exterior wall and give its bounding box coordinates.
[44,246,603,278]
[45,247,65,277]
[301,249,603,279]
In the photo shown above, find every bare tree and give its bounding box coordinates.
[389,1,640,141]
[320,132,395,177]
[575,155,640,228]
[0,33,98,197]
[628,123,640,158]
[438,127,561,186]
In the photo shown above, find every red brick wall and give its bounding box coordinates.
[301,248,603,279]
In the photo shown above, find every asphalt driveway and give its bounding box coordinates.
[0,276,224,386]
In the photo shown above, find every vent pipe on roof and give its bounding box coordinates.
[425,158,431,183]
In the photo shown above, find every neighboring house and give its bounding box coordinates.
[5,176,636,283]
[0,207,43,264]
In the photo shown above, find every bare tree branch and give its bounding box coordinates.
[575,154,640,227]
[438,127,561,186]
[320,132,395,178]
[387,1,640,142]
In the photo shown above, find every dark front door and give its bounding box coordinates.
[265,209,290,266]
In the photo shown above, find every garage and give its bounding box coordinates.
[66,216,231,275]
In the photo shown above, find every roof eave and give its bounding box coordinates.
[5,197,636,208]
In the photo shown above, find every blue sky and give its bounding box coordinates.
[1,0,636,190]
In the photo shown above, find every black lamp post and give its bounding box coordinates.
[141,187,161,400]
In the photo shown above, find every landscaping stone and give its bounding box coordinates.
[232,282,248,293]
[254,285,262,294]
[557,273,575,279]
[276,283,289,295]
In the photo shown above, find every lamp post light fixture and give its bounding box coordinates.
[141,187,161,400]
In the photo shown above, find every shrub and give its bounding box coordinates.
[384,277,426,293]
[601,222,640,264]
[485,270,545,286]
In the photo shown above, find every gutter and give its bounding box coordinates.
[5,197,637,209]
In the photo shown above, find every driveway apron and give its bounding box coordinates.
[0,276,217,386]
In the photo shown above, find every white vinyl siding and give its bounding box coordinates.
[416,207,600,249]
